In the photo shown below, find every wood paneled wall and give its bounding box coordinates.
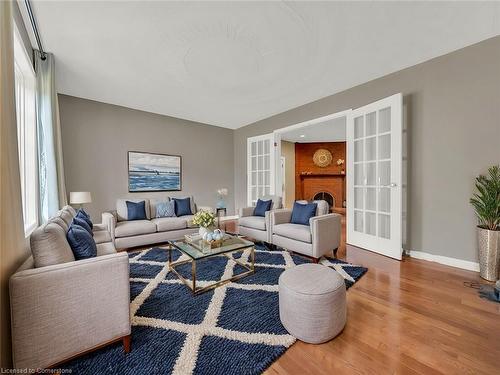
[295,142,346,207]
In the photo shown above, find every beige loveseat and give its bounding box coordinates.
[103,196,200,250]
[238,195,283,243]
[271,200,341,261]
[9,205,131,370]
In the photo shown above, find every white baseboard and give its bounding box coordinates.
[409,251,479,272]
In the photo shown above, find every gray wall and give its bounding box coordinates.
[59,95,235,220]
[234,36,500,263]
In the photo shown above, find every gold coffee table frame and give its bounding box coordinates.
[167,237,255,296]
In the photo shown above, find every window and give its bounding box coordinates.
[13,25,38,235]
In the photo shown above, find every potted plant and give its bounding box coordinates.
[470,165,500,281]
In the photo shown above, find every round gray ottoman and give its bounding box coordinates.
[278,263,346,344]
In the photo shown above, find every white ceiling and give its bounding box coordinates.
[281,116,346,143]
[27,1,500,129]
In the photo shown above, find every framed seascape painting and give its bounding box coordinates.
[128,151,181,192]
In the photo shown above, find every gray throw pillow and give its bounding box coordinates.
[156,200,176,218]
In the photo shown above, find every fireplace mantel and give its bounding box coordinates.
[299,173,345,179]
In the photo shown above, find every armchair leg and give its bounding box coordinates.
[123,334,131,353]
[333,248,338,258]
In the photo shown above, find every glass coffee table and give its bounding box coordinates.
[167,234,255,295]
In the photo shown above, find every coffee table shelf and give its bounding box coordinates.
[167,234,255,295]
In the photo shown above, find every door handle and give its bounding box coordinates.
[381,183,397,187]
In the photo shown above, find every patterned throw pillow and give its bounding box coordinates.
[156,200,176,218]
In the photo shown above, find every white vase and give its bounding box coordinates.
[199,226,214,237]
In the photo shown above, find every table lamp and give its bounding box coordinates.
[70,191,92,209]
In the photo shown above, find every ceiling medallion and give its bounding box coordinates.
[313,149,333,168]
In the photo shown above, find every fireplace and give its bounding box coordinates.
[313,192,334,209]
[294,141,346,209]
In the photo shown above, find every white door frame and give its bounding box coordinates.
[273,109,352,202]
[280,156,286,205]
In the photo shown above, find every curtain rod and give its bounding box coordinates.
[24,0,46,60]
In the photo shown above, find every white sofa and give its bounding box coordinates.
[9,205,130,370]
[103,196,200,250]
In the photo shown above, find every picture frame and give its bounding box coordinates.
[128,151,182,192]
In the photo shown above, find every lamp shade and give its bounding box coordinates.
[70,191,92,205]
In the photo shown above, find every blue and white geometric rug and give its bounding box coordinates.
[62,244,367,374]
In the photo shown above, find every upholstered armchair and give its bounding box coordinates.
[238,195,283,243]
[271,200,341,261]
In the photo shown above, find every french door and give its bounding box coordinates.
[247,134,279,206]
[347,93,403,260]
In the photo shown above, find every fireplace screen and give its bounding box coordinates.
[313,192,334,209]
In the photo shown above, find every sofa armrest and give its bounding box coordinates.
[9,252,130,369]
[310,213,341,257]
[92,223,107,232]
[239,207,255,218]
[102,211,117,241]
[271,209,292,227]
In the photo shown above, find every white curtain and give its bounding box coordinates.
[0,0,29,367]
[34,50,67,222]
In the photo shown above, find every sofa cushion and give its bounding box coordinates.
[274,223,312,243]
[67,224,97,260]
[156,200,176,218]
[291,202,317,225]
[116,198,151,221]
[96,242,116,256]
[173,197,193,216]
[126,200,148,221]
[182,215,197,228]
[239,216,266,231]
[76,209,93,229]
[72,216,92,235]
[169,196,196,216]
[48,213,69,232]
[30,222,76,268]
[60,207,74,227]
[254,199,272,217]
[115,220,156,238]
[64,205,77,217]
[296,200,329,216]
[93,230,112,244]
[151,217,187,232]
[149,197,170,218]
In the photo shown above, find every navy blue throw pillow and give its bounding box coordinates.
[253,199,272,217]
[290,201,317,225]
[73,216,92,235]
[173,197,192,216]
[67,223,97,260]
[126,200,147,221]
[76,209,93,229]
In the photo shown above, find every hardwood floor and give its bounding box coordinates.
[227,219,500,375]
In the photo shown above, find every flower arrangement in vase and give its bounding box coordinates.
[216,188,228,208]
[337,158,345,174]
[192,210,216,236]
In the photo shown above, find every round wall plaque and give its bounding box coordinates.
[313,149,333,168]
